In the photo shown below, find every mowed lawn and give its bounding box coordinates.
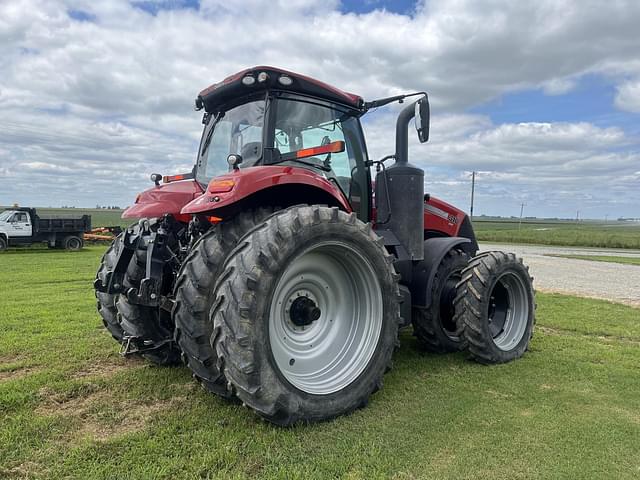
[1,247,639,479]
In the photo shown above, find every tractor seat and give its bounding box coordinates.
[241,142,262,167]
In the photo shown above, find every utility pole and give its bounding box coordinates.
[576,210,580,223]
[605,214,608,223]
[470,171,476,219]
[518,202,525,230]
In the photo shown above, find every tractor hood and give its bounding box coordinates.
[122,179,203,221]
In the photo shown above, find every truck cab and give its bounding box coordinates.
[0,210,33,241]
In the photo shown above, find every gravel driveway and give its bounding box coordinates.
[479,243,640,307]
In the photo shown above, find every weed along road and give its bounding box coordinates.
[481,243,640,307]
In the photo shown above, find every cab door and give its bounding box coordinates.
[9,212,32,237]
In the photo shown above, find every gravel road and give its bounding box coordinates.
[479,243,640,307]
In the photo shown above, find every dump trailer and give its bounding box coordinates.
[94,66,536,425]
[0,208,90,251]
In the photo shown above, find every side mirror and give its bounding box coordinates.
[415,96,430,143]
[150,173,162,186]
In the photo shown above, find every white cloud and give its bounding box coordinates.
[0,0,639,217]
[614,80,640,112]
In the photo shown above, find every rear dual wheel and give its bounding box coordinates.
[173,208,276,398]
[95,222,180,365]
[211,206,400,425]
[412,248,469,353]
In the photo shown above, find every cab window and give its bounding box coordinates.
[273,98,370,219]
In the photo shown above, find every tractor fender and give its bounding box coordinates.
[181,165,351,216]
[122,179,203,221]
[410,237,471,309]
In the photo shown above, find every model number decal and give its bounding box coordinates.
[425,203,457,224]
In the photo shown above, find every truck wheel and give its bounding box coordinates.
[212,206,401,425]
[95,236,125,342]
[174,208,276,399]
[0,236,6,251]
[455,251,535,364]
[63,235,83,251]
[412,248,469,353]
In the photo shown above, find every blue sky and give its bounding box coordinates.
[0,0,639,219]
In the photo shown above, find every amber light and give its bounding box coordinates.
[208,179,236,193]
[207,216,222,223]
[163,174,185,183]
[295,140,345,159]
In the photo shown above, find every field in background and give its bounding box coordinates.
[474,219,640,249]
[545,254,640,266]
[1,246,639,479]
[3,207,640,249]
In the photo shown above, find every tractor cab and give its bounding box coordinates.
[193,67,372,220]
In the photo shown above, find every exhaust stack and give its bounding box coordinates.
[375,101,425,261]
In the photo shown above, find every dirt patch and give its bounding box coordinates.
[71,356,145,380]
[0,460,48,479]
[36,387,186,442]
[0,354,23,365]
[0,366,39,382]
[537,325,640,345]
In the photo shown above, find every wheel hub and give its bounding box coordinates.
[289,296,321,327]
[269,241,383,395]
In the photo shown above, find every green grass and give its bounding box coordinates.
[1,247,639,479]
[544,254,640,266]
[474,220,640,249]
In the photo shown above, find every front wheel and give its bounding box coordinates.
[212,206,401,425]
[455,251,535,364]
[0,236,6,252]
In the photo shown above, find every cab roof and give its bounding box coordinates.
[196,66,364,113]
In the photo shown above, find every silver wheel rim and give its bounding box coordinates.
[489,271,529,351]
[269,240,383,395]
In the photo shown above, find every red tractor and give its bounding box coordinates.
[94,66,535,425]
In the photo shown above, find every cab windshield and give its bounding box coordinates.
[0,211,14,222]
[196,99,265,184]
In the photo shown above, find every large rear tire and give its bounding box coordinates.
[117,222,181,366]
[455,251,535,364]
[95,237,125,342]
[212,206,401,425]
[413,248,469,353]
[173,208,276,398]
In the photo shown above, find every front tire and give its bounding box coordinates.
[0,236,7,252]
[455,251,535,364]
[212,206,401,425]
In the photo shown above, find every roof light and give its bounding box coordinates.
[208,179,236,193]
[257,71,269,83]
[278,75,293,86]
[242,75,255,86]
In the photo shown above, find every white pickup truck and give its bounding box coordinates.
[0,208,91,251]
